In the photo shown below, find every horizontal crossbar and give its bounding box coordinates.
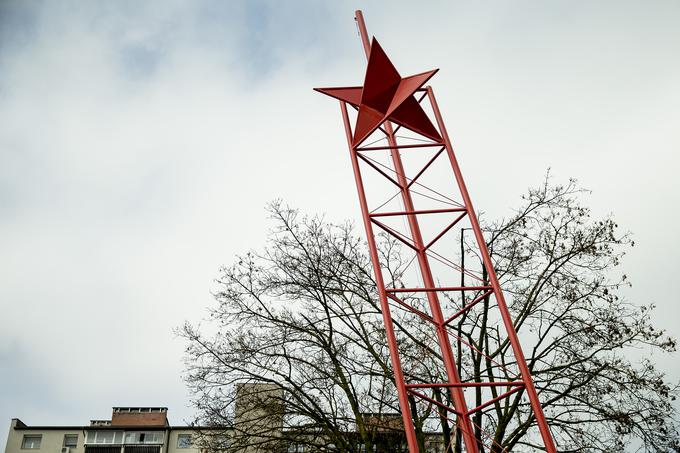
[370,207,466,217]
[386,285,493,293]
[357,142,443,151]
[406,382,524,389]
[406,384,527,419]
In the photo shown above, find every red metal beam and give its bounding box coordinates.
[369,218,420,252]
[386,293,435,324]
[443,290,495,326]
[357,142,443,151]
[405,147,446,190]
[339,99,420,450]
[427,86,557,451]
[370,207,466,217]
[407,382,524,389]
[386,286,493,293]
[316,10,558,453]
[466,386,525,416]
[354,11,479,453]
[423,212,467,251]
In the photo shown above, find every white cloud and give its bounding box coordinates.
[0,0,678,442]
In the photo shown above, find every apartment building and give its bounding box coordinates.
[4,386,445,453]
[4,408,206,453]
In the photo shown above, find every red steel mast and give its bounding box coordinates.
[315,11,557,452]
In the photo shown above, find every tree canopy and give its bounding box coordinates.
[180,177,679,452]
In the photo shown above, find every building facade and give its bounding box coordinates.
[4,408,206,453]
[4,398,445,453]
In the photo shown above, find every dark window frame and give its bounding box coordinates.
[176,435,192,449]
[64,435,79,448]
[21,435,42,450]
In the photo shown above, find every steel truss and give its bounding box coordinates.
[316,11,558,453]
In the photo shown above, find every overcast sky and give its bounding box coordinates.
[1,0,679,443]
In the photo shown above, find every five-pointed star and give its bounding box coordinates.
[315,38,442,147]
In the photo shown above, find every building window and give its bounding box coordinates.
[124,432,163,445]
[176,435,192,449]
[64,435,78,448]
[95,432,114,444]
[21,435,42,449]
[85,431,123,445]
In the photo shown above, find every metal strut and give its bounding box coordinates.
[317,10,558,453]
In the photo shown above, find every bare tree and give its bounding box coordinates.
[451,176,678,452]
[179,177,678,452]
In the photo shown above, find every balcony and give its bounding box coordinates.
[84,431,163,453]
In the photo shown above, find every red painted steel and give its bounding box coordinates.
[427,86,558,451]
[352,16,479,453]
[406,382,524,389]
[314,39,441,146]
[315,10,558,453]
[339,100,420,451]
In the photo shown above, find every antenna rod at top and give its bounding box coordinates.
[354,10,371,60]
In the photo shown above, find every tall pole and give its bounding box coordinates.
[354,11,480,453]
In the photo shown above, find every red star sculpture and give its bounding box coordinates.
[315,38,442,147]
